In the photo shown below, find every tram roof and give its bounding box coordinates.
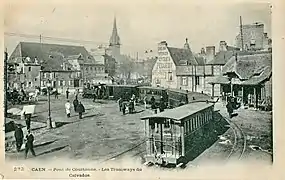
[141,102,214,121]
[106,84,140,87]
[138,86,166,90]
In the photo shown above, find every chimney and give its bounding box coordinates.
[200,48,206,54]
[219,41,228,52]
[159,41,168,46]
[206,46,215,63]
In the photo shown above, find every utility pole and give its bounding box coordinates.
[240,16,244,51]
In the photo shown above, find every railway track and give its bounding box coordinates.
[101,140,147,163]
[225,117,247,161]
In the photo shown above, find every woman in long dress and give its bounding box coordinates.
[65,100,71,118]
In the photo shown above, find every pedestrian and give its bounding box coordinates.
[24,113,32,131]
[65,100,71,118]
[34,88,39,102]
[122,102,126,115]
[159,96,165,112]
[129,99,135,114]
[132,94,136,106]
[73,97,79,112]
[77,101,85,119]
[14,124,24,152]
[66,88,70,99]
[24,130,36,159]
[143,95,147,109]
[54,89,59,99]
[226,98,234,118]
[117,97,123,111]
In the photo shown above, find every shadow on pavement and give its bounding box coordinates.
[55,122,73,128]
[81,113,104,119]
[34,140,58,148]
[36,145,68,156]
[31,126,46,131]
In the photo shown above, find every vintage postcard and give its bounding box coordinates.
[1,0,284,179]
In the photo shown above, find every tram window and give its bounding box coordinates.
[164,119,170,128]
[150,121,155,129]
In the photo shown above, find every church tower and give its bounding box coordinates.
[184,38,190,50]
[109,16,121,60]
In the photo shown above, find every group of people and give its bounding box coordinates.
[14,123,36,159]
[65,96,85,119]
[117,94,136,115]
[150,96,167,114]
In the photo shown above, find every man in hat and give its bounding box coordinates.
[77,101,85,119]
[24,130,36,159]
[14,124,24,152]
[117,97,123,112]
[66,88,70,99]
[73,97,79,113]
[24,113,32,131]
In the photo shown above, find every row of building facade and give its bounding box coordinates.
[151,22,272,108]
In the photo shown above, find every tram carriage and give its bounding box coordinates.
[138,86,168,104]
[105,84,140,100]
[167,88,211,108]
[141,101,214,166]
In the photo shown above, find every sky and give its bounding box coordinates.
[4,0,271,58]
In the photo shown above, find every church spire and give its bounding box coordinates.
[109,16,120,46]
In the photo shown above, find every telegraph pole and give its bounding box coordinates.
[240,16,244,51]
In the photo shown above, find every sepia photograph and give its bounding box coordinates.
[2,0,281,179]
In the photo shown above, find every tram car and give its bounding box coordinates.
[105,84,140,101]
[82,83,106,99]
[138,86,168,104]
[141,101,214,166]
[167,88,211,108]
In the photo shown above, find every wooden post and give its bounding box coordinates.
[181,125,185,156]
[231,83,233,96]
[253,86,257,109]
[211,84,214,97]
[255,86,258,109]
[241,86,244,105]
[160,123,163,154]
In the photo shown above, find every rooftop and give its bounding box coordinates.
[141,102,214,121]
[167,47,198,66]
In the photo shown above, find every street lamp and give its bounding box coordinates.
[47,80,52,129]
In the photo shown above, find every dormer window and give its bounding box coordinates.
[49,55,53,58]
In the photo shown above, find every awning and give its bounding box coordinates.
[207,76,230,85]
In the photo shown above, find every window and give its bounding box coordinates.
[68,80,71,86]
[168,72,173,81]
[63,80,66,86]
[90,67,93,71]
[34,78,37,81]
[195,76,200,85]
[29,82,32,87]
[28,67,32,71]
[95,67,97,71]
[50,73,53,79]
[44,73,47,78]
[182,77,188,86]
